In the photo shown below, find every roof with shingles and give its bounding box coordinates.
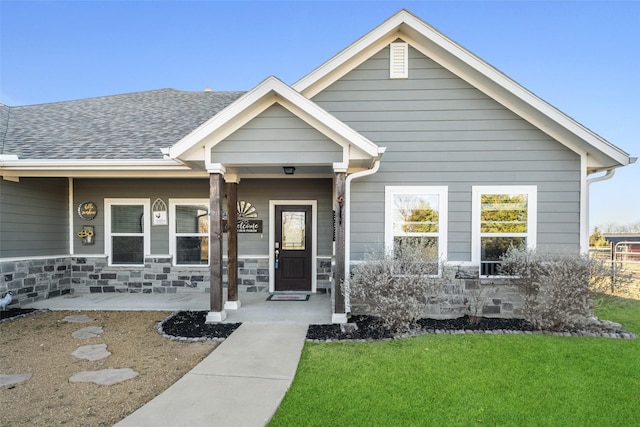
[0,89,245,160]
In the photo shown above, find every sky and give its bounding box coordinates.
[1,0,638,229]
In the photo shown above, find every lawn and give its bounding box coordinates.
[269,295,640,426]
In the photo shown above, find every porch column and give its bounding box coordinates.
[206,171,227,323]
[224,177,241,310]
[333,171,347,323]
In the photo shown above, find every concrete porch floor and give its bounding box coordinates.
[23,291,333,324]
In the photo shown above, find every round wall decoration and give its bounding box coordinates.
[77,201,98,220]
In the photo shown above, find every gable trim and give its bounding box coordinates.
[169,76,384,169]
[293,9,631,170]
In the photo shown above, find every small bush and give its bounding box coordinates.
[343,240,441,334]
[500,247,605,331]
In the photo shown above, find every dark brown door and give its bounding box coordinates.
[274,205,312,291]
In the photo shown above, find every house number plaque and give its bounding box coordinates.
[77,201,98,220]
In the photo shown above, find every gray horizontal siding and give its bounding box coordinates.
[213,104,342,165]
[72,178,333,259]
[0,178,69,258]
[73,178,211,256]
[313,45,581,262]
[237,179,334,256]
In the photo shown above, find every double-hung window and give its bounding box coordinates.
[105,199,150,266]
[385,186,448,274]
[472,186,537,276]
[170,199,209,266]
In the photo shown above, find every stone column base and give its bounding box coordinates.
[205,310,227,323]
[331,313,348,324]
[224,300,241,310]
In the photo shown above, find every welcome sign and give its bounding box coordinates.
[224,219,263,234]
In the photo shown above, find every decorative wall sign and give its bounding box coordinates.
[237,201,258,218]
[77,225,95,245]
[77,201,98,220]
[223,200,261,233]
[223,220,263,233]
[152,198,168,226]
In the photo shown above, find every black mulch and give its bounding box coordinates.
[306,315,535,341]
[0,308,38,324]
[4,309,631,341]
[159,311,536,341]
[160,311,241,339]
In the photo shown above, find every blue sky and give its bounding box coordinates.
[1,0,638,229]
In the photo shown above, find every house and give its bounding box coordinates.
[0,10,634,322]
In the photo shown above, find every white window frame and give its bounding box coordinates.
[169,199,210,267]
[472,186,537,276]
[385,186,448,272]
[104,198,150,267]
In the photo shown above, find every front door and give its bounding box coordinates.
[274,205,312,291]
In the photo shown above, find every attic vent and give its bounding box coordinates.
[389,42,408,79]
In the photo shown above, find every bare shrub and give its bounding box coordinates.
[500,247,604,331]
[464,283,489,325]
[344,240,441,334]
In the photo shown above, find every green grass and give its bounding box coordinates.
[269,295,640,426]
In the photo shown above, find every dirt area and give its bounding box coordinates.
[0,310,217,427]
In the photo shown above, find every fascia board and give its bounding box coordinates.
[0,159,186,169]
[0,159,201,179]
[401,19,631,167]
[294,12,408,96]
[169,78,283,160]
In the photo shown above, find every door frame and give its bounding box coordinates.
[269,200,317,293]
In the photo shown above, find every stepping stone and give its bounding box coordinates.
[72,326,104,338]
[63,314,94,323]
[72,344,111,361]
[69,368,139,385]
[0,373,32,387]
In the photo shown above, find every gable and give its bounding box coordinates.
[211,104,343,166]
[314,45,556,146]
[169,77,384,175]
[294,9,632,173]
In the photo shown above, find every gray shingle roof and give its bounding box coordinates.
[0,89,245,160]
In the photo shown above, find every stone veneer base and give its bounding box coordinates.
[1,257,525,319]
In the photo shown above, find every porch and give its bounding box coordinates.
[22,290,332,324]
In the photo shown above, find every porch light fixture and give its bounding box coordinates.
[283,166,296,175]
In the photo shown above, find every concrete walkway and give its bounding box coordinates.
[115,322,308,427]
[24,291,332,324]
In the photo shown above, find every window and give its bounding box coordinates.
[472,186,537,276]
[170,199,209,266]
[105,199,150,266]
[385,186,448,273]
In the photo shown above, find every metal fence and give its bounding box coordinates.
[590,243,640,295]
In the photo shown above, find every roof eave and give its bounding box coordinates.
[0,158,203,179]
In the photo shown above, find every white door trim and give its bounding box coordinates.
[269,200,317,293]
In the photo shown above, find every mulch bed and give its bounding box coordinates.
[160,310,241,340]
[0,307,39,324]
[4,309,634,341]
[306,315,536,341]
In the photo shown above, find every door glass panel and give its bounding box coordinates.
[282,211,305,250]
